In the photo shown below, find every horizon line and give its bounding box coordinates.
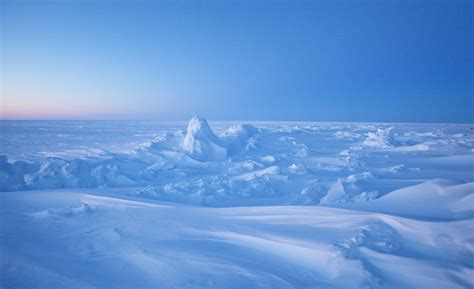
[1,118,473,125]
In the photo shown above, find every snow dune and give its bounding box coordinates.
[347,179,474,219]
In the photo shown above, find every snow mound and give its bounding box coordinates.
[147,131,184,152]
[181,116,228,161]
[351,180,474,219]
[221,123,259,155]
[391,143,430,152]
[29,203,93,219]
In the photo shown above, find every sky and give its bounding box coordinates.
[1,0,473,122]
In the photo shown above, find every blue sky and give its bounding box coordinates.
[1,0,473,122]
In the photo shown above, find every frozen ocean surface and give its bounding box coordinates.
[1,118,473,289]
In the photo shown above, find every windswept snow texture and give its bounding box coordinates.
[1,118,473,289]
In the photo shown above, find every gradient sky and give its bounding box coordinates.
[1,0,473,122]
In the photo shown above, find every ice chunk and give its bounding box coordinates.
[261,155,276,163]
[287,163,307,175]
[363,127,394,148]
[346,172,373,183]
[320,179,346,204]
[232,165,281,181]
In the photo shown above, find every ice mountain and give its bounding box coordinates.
[181,116,228,161]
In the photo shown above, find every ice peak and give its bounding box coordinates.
[182,116,227,161]
[186,115,214,138]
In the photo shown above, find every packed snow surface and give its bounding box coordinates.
[1,118,473,288]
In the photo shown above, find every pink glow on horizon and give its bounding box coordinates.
[0,103,135,120]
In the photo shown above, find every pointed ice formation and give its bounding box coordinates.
[320,179,346,204]
[181,116,228,161]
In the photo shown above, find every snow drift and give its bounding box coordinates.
[1,190,472,289]
[348,179,474,219]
